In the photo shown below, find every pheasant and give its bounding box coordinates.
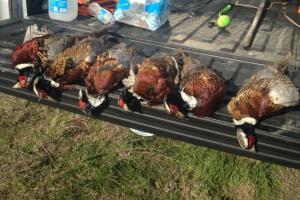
[79,43,137,112]
[33,35,115,99]
[228,52,299,152]
[12,34,82,89]
[165,51,226,118]
[118,54,181,111]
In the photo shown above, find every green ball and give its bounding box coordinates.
[217,15,231,28]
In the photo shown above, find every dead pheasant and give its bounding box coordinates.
[119,54,181,111]
[33,36,112,99]
[228,52,299,152]
[165,51,226,118]
[12,33,83,89]
[79,43,137,112]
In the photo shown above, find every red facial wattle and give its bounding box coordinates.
[169,104,179,115]
[37,90,48,99]
[246,135,256,149]
[78,100,87,110]
[17,75,27,88]
[118,99,125,108]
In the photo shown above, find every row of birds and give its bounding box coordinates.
[11,28,299,152]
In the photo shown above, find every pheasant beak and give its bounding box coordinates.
[17,75,27,88]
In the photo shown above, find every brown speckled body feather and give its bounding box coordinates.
[85,45,136,95]
[37,35,83,67]
[12,34,53,66]
[228,73,286,121]
[228,53,299,122]
[228,84,282,121]
[133,56,179,106]
[45,38,106,83]
[12,34,83,68]
[181,55,226,117]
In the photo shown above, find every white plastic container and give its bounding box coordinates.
[88,2,114,24]
[49,0,78,22]
[0,0,10,21]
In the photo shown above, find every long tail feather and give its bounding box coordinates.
[23,24,52,42]
[174,49,190,75]
[272,52,292,74]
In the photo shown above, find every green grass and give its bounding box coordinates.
[0,93,299,200]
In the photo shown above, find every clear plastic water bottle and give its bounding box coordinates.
[49,0,78,22]
[88,2,115,24]
[42,0,48,10]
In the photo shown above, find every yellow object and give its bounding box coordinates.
[217,15,232,28]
